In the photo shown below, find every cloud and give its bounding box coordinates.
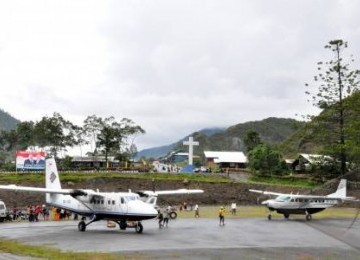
[0,0,359,152]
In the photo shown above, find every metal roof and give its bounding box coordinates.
[204,151,248,163]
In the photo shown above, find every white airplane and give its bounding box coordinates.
[0,158,203,233]
[249,179,357,221]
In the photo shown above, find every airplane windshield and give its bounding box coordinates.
[275,195,291,202]
[124,195,138,202]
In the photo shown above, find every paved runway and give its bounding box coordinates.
[1,217,360,259]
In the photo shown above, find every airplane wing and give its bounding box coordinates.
[0,184,87,196]
[249,189,357,202]
[137,189,204,197]
[249,189,284,196]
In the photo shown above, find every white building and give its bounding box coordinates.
[204,151,248,169]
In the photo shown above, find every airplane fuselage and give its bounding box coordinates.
[47,191,158,221]
[262,195,339,215]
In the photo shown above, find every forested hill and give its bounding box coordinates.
[0,109,19,131]
[138,117,304,159]
[185,117,304,154]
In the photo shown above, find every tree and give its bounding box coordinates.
[248,144,287,177]
[83,115,103,155]
[244,130,262,153]
[95,116,145,168]
[33,112,77,158]
[305,39,360,175]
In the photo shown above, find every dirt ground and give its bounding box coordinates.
[1,174,359,209]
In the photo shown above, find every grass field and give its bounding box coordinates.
[175,205,359,219]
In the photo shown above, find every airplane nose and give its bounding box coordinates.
[261,200,269,206]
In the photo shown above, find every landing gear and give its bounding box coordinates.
[76,215,144,233]
[306,214,312,221]
[284,213,290,219]
[135,222,143,233]
[77,216,98,232]
[116,220,144,233]
[78,220,86,232]
[267,214,272,220]
[119,220,127,230]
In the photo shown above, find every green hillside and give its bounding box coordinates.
[0,109,19,131]
[170,117,304,158]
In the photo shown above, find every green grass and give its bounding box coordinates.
[0,238,123,260]
[0,171,232,184]
[176,205,359,219]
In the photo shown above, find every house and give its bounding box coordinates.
[71,156,120,169]
[204,151,248,169]
[291,153,332,172]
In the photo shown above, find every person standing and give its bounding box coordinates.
[194,204,200,218]
[163,208,170,227]
[218,206,225,226]
[157,209,164,228]
[231,202,237,215]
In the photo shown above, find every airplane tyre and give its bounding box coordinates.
[169,211,177,219]
[119,221,127,230]
[78,221,86,232]
[306,214,312,221]
[267,214,272,220]
[284,214,289,219]
[135,223,143,234]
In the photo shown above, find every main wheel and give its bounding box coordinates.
[78,221,86,232]
[119,221,127,230]
[284,213,289,219]
[306,214,312,221]
[169,211,177,219]
[267,214,272,220]
[135,222,143,234]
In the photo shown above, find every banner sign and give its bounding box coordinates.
[16,151,46,170]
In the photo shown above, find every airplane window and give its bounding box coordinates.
[276,196,290,202]
[101,200,104,204]
[121,197,125,204]
[108,200,111,205]
[112,200,115,205]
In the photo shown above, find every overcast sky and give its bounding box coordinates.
[0,0,359,154]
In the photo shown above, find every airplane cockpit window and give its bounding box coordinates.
[275,196,291,202]
[124,195,137,202]
[120,197,125,204]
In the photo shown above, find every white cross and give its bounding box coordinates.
[183,136,199,165]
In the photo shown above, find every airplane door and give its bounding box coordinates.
[119,196,128,213]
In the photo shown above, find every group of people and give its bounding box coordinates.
[157,208,171,228]
[9,205,77,222]
[11,205,50,222]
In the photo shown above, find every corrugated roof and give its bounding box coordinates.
[299,153,332,164]
[204,151,247,163]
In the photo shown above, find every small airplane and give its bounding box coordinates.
[249,179,357,221]
[0,158,203,233]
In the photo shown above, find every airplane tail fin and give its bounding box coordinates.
[327,179,347,198]
[45,158,62,190]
